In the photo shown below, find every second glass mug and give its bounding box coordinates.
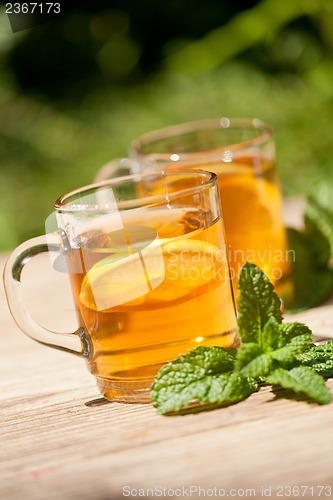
[98,118,289,296]
[4,170,237,403]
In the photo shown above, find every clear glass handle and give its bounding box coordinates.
[3,231,91,357]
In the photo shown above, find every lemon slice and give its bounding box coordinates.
[145,239,222,304]
[220,173,282,233]
[79,238,223,311]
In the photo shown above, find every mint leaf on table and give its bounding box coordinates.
[296,340,333,378]
[271,333,313,364]
[234,320,312,375]
[151,372,257,415]
[261,316,281,351]
[234,342,263,368]
[234,343,272,378]
[150,346,256,414]
[151,263,333,415]
[265,366,331,405]
[237,262,282,344]
[267,322,313,365]
[276,322,312,348]
[260,317,311,351]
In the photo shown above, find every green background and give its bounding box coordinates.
[0,0,333,250]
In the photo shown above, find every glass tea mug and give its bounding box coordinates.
[4,169,238,403]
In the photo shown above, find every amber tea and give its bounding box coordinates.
[68,206,237,402]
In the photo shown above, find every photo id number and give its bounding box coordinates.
[5,3,61,14]
[276,485,332,497]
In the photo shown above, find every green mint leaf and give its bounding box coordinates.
[261,316,281,351]
[261,319,314,358]
[237,262,282,344]
[234,343,263,369]
[265,366,332,405]
[151,346,256,414]
[236,323,313,377]
[296,340,333,378]
[206,372,258,406]
[151,346,236,390]
[234,343,272,378]
[241,354,273,378]
[272,334,313,364]
[276,322,313,349]
[284,228,333,313]
[151,372,257,414]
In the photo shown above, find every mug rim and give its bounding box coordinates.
[54,169,217,212]
[130,117,273,163]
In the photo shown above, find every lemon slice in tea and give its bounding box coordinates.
[145,239,223,304]
[79,238,223,311]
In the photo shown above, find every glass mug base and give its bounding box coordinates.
[96,370,161,404]
[92,328,239,403]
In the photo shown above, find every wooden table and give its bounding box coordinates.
[1,199,333,500]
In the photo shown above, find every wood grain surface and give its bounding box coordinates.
[1,199,333,500]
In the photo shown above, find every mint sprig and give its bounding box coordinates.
[265,366,331,405]
[151,262,332,414]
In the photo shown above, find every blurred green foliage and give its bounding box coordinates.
[0,0,333,250]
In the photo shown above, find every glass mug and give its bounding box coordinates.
[4,170,237,403]
[100,118,289,296]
